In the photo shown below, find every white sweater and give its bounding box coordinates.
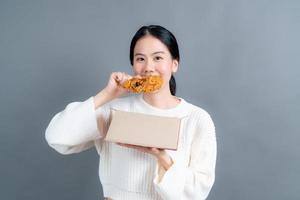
[45,94,217,200]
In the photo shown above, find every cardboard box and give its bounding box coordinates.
[104,109,182,150]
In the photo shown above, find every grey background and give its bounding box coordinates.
[0,0,299,199]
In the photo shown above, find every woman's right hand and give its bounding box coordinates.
[104,72,133,99]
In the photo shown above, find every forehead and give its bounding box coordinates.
[134,35,169,54]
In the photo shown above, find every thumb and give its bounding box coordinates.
[151,147,161,155]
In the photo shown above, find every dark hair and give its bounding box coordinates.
[129,25,180,96]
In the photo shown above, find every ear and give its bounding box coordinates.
[172,60,179,73]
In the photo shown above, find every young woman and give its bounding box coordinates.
[45,25,217,200]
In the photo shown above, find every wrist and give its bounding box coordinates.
[156,152,173,170]
[94,89,113,109]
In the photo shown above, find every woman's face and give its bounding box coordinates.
[132,35,178,91]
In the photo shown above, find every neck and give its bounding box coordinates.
[142,90,180,109]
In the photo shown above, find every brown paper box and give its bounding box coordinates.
[104,109,182,150]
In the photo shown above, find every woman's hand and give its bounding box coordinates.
[94,72,142,109]
[104,72,133,99]
[116,143,174,170]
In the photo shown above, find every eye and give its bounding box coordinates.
[154,56,163,61]
[136,57,145,62]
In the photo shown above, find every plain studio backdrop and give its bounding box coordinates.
[0,0,299,199]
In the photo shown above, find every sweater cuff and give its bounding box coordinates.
[153,154,187,200]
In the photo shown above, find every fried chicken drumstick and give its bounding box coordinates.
[120,75,163,93]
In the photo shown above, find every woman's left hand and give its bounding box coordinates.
[116,143,174,170]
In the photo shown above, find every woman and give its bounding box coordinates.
[45,25,217,200]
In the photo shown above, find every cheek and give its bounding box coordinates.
[158,66,170,73]
[157,62,173,75]
[157,65,173,86]
[133,64,142,74]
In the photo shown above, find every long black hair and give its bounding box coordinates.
[129,25,180,96]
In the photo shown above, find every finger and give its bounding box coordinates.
[118,143,150,153]
[122,74,133,83]
[118,72,131,85]
[113,72,122,83]
[134,74,143,79]
[119,72,126,82]
[150,147,161,155]
[116,142,135,148]
[116,142,123,146]
[116,142,128,147]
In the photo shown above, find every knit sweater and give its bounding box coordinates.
[45,94,217,200]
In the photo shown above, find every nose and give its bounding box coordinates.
[143,61,154,75]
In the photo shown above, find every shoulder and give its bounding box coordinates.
[184,100,213,119]
[184,100,215,128]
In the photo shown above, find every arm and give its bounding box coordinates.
[45,72,132,155]
[153,112,217,200]
[45,89,112,155]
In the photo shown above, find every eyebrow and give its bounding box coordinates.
[134,51,166,57]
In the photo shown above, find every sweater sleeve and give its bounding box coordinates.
[153,112,217,200]
[45,96,111,155]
